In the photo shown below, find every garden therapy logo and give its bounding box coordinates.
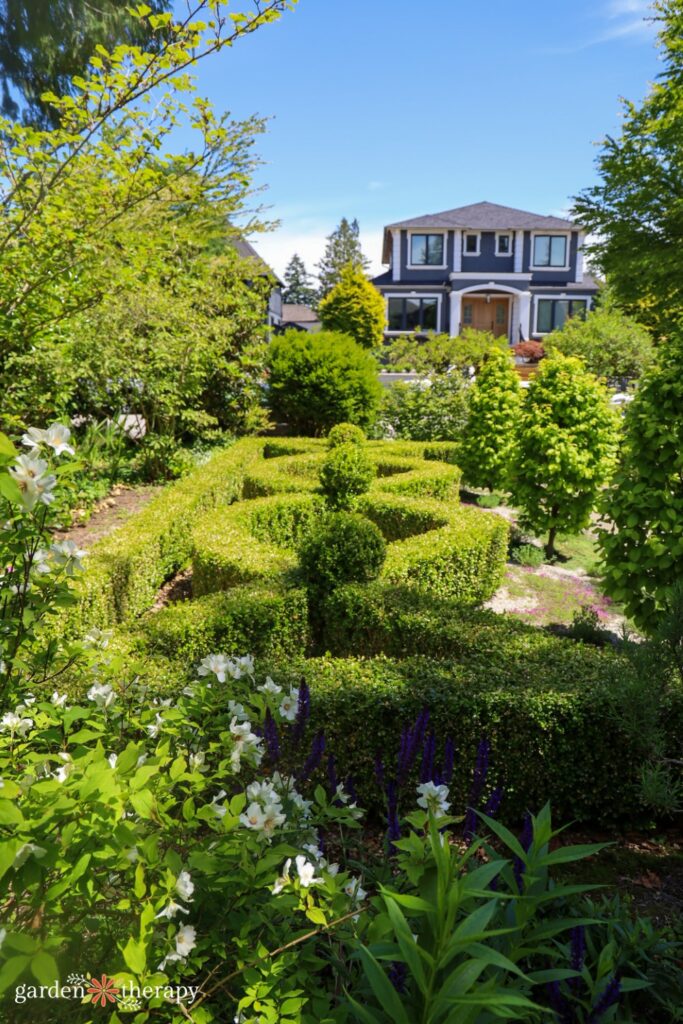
[13,972,200,1008]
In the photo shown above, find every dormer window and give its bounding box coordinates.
[409,233,445,267]
[463,233,480,255]
[496,233,511,255]
[532,234,568,268]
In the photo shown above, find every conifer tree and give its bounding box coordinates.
[316,217,369,298]
[318,263,385,349]
[282,253,317,307]
[458,348,522,493]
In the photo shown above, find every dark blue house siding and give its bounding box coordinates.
[461,231,515,273]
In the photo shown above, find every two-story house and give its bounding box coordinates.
[372,201,599,344]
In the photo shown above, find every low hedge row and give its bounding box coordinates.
[69,439,266,630]
[375,500,507,605]
[192,494,323,595]
[139,586,309,663]
[265,654,683,824]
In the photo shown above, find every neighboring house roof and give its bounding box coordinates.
[382,201,581,262]
[281,303,319,324]
[232,237,283,285]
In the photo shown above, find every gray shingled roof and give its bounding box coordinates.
[282,303,320,323]
[231,238,282,284]
[382,201,581,262]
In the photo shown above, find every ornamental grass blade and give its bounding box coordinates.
[385,897,432,994]
[357,946,411,1024]
[346,992,387,1024]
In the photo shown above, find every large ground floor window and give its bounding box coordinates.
[536,298,588,334]
[387,295,439,332]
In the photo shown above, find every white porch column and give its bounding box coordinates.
[391,229,401,282]
[575,231,585,283]
[452,229,462,273]
[514,230,524,273]
[518,291,532,340]
[449,291,462,337]
[510,298,520,344]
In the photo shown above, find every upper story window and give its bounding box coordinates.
[387,296,439,332]
[496,233,511,256]
[463,233,480,255]
[409,233,445,267]
[532,234,568,268]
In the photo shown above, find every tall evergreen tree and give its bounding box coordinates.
[282,253,317,307]
[458,348,522,493]
[0,0,171,127]
[316,217,370,298]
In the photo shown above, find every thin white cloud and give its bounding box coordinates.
[539,0,655,54]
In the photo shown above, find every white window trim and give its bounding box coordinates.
[532,294,592,336]
[529,231,571,272]
[406,230,447,270]
[495,232,512,257]
[462,232,481,257]
[385,292,443,334]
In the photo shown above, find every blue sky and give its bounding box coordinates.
[182,0,661,279]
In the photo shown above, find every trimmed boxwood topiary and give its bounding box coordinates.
[298,512,387,594]
[327,422,366,448]
[319,442,376,509]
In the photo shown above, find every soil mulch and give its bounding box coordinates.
[55,485,162,548]
[150,568,193,612]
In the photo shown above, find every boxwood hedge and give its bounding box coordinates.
[265,653,683,825]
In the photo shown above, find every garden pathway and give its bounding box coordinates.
[55,485,161,548]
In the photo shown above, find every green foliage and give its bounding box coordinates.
[384,329,508,374]
[266,330,383,435]
[0,0,171,127]
[298,512,387,595]
[573,2,683,335]
[0,652,365,1023]
[366,498,508,605]
[599,333,683,630]
[318,263,386,349]
[348,807,640,1023]
[140,586,310,663]
[458,348,522,492]
[509,355,619,558]
[510,543,544,568]
[319,442,376,509]
[282,252,318,307]
[328,422,367,447]
[271,644,683,824]
[192,493,323,596]
[0,2,288,445]
[316,217,370,298]
[381,374,470,441]
[544,303,654,381]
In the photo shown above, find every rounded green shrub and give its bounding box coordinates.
[327,422,366,448]
[510,542,544,567]
[266,329,383,436]
[298,511,386,593]
[319,442,376,509]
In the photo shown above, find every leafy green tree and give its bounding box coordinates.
[0,0,170,127]
[384,329,508,374]
[458,349,522,492]
[266,330,382,435]
[318,263,385,349]
[381,375,469,442]
[599,333,683,630]
[573,1,683,335]
[0,2,292,430]
[316,217,369,297]
[282,252,317,307]
[544,302,654,381]
[509,355,619,559]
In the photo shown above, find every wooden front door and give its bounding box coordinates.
[462,297,509,338]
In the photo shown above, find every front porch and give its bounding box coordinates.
[449,285,532,343]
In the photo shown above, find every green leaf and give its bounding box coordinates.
[121,935,147,975]
[30,951,59,987]
[357,947,411,1024]
[0,799,24,825]
[384,896,430,994]
[0,955,31,994]
[0,473,21,504]
[0,433,17,458]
